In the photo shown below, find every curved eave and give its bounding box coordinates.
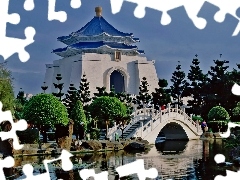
[57,32,140,45]
[52,45,144,57]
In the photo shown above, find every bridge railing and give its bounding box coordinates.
[107,108,156,139]
[178,109,202,135]
[132,107,202,139]
[108,106,202,140]
[130,109,169,139]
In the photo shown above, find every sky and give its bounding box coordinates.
[1,0,240,96]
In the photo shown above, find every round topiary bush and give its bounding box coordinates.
[22,93,69,127]
[208,106,230,132]
[208,106,230,121]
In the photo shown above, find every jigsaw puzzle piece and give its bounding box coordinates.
[232,83,240,96]
[21,164,51,180]
[206,0,240,36]
[219,122,240,138]
[110,0,206,28]
[0,156,14,180]
[48,0,67,22]
[0,102,28,150]
[0,0,20,37]
[24,0,35,11]
[79,169,109,180]
[116,159,158,180]
[43,149,73,171]
[70,0,81,9]
[180,0,207,29]
[21,150,74,180]
[0,0,36,62]
[215,170,240,180]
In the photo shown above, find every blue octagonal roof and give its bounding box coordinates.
[57,16,134,42]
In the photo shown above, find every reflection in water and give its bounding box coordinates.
[155,140,188,154]
[14,140,230,180]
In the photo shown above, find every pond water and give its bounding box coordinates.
[12,139,236,180]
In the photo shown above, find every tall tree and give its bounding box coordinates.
[22,93,69,142]
[136,77,152,109]
[89,96,127,136]
[93,86,109,100]
[186,55,207,115]
[202,58,230,117]
[170,61,188,106]
[71,100,87,140]
[78,74,91,108]
[63,83,79,116]
[52,74,64,101]
[0,62,15,113]
[14,89,28,119]
[152,79,171,110]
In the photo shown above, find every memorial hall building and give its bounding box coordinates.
[44,7,159,96]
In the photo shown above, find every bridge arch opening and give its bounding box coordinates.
[155,140,188,154]
[158,122,188,140]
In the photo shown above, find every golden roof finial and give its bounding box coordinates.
[95,6,102,17]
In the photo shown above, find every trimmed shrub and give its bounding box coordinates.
[208,106,230,121]
[207,120,229,132]
[192,115,203,122]
[90,128,100,140]
[17,128,39,144]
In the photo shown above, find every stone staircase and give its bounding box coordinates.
[122,122,140,139]
[99,129,106,140]
[121,118,151,139]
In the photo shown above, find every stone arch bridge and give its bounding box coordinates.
[106,106,203,144]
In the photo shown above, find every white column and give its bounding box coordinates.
[151,119,153,131]
[141,122,143,137]
[160,109,162,123]
[168,103,170,117]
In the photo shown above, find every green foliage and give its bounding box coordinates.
[14,90,28,119]
[152,78,171,110]
[170,61,188,106]
[185,57,207,115]
[89,96,127,126]
[202,59,233,118]
[208,106,230,121]
[63,83,79,115]
[89,128,100,140]
[22,93,69,127]
[17,128,39,144]
[136,77,152,109]
[71,100,87,130]
[0,62,15,113]
[52,74,64,100]
[192,115,203,122]
[78,74,91,107]
[93,86,109,99]
[232,102,240,122]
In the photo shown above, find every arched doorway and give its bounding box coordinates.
[110,70,125,93]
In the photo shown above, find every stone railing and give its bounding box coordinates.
[107,106,202,140]
[132,107,202,139]
[107,108,157,139]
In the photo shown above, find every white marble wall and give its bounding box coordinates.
[43,53,159,97]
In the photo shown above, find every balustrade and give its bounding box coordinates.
[107,106,202,140]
